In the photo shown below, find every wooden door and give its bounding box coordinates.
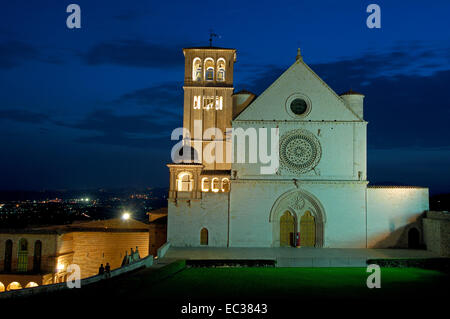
[200,228,208,245]
[280,211,295,247]
[300,211,315,247]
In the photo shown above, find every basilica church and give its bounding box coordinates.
[167,46,429,249]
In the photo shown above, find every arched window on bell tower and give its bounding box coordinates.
[221,178,230,192]
[177,172,194,192]
[204,58,215,81]
[217,58,226,82]
[192,58,202,81]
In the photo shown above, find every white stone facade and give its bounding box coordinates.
[167,47,429,248]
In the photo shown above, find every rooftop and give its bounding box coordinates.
[183,46,235,51]
[0,218,149,234]
[340,89,364,96]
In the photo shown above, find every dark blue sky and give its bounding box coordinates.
[0,0,449,194]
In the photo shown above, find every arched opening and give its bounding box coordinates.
[408,228,420,249]
[200,228,209,245]
[193,95,202,109]
[270,189,326,248]
[211,178,220,193]
[201,177,210,192]
[17,238,28,272]
[192,57,202,81]
[221,178,230,192]
[204,58,214,81]
[25,282,38,288]
[4,239,12,272]
[280,211,295,247]
[0,282,5,292]
[300,211,315,247]
[7,282,22,291]
[217,58,226,81]
[177,172,194,192]
[33,240,42,272]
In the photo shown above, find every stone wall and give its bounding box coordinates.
[367,187,429,248]
[71,231,149,278]
[229,180,367,248]
[0,255,154,299]
[168,192,229,247]
[231,121,366,181]
[149,223,167,256]
[0,230,149,289]
[0,233,58,273]
[423,211,450,256]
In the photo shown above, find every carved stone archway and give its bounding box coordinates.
[269,189,326,247]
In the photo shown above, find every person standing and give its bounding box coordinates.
[105,263,111,278]
[98,264,105,275]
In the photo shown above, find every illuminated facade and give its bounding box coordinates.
[167,46,429,248]
[0,218,149,291]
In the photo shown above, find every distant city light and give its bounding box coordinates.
[122,212,131,220]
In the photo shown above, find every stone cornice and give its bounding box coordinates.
[183,86,234,90]
[231,179,369,185]
[233,120,367,124]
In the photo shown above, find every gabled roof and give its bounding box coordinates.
[233,58,364,122]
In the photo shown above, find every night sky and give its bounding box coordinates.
[0,0,449,194]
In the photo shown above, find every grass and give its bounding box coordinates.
[3,263,449,309]
[144,266,448,300]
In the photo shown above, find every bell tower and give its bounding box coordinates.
[167,46,236,201]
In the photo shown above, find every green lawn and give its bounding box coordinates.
[142,266,447,300]
[4,263,449,306]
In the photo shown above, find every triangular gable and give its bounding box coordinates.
[234,59,363,122]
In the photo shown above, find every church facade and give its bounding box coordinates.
[167,46,429,249]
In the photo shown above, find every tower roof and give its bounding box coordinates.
[232,89,256,96]
[183,46,236,51]
[340,89,364,96]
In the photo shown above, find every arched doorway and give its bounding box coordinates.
[408,228,420,249]
[300,211,315,247]
[200,228,209,245]
[17,238,28,272]
[4,240,12,272]
[270,189,326,248]
[280,211,295,247]
[0,282,5,292]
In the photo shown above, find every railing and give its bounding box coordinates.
[157,242,171,258]
[0,255,154,299]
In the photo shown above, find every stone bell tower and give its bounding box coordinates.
[167,46,236,201]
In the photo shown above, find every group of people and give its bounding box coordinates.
[98,246,141,277]
[98,263,111,278]
[121,246,141,266]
